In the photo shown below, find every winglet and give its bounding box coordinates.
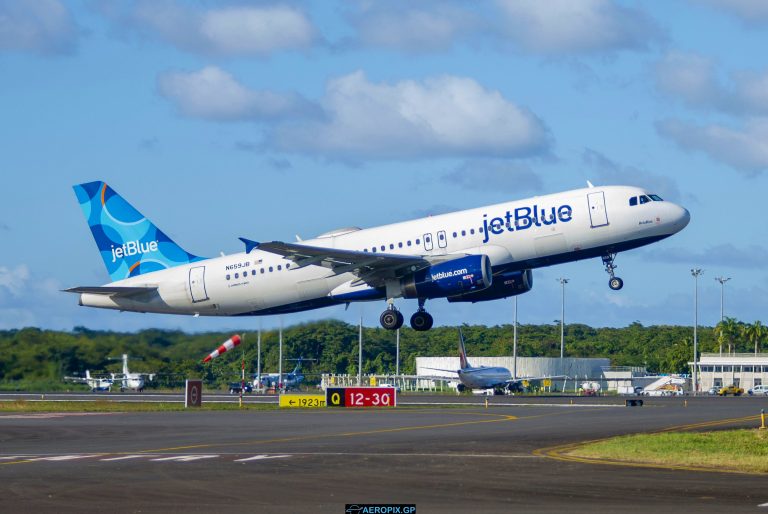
[587,180,595,188]
[239,237,260,254]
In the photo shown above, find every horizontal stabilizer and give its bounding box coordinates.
[238,237,260,254]
[62,286,158,297]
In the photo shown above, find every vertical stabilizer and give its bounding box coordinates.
[73,181,204,281]
[458,329,470,369]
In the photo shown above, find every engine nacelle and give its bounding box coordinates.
[447,269,532,303]
[401,255,492,299]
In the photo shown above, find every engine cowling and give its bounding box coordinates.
[401,255,492,299]
[447,269,532,303]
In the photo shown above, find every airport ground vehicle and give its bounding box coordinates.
[748,385,768,396]
[229,382,253,394]
[717,385,744,396]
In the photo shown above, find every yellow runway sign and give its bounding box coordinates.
[279,395,326,408]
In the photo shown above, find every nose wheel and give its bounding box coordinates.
[602,253,623,290]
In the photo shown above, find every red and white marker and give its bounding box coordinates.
[202,334,242,363]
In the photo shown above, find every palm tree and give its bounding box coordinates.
[743,321,766,356]
[714,317,740,355]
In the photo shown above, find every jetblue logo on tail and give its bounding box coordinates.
[111,240,159,263]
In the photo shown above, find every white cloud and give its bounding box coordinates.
[0,264,30,296]
[158,66,316,122]
[347,2,480,52]
[444,160,544,193]
[694,0,768,25]
[0,0,77,55]
[582,149,683,201]
[495,0,662,54]
[646,243,768,269]
[271,71,550,160]
[654,52,768,114]
[657,118,768,174]
[105,1,317,56]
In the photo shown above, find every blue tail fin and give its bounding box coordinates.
[73,181,204,281]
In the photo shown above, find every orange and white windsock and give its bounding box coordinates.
[203,334,242,363]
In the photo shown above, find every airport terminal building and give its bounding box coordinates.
[689,352,768,391]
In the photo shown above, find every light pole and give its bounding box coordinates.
[278,318,283,392]
[557,278,569,359]
[513,296,518,380]
[395,328,400,377]
[715,276,730,356]
[692,268,703,395]
[358,314,363,386]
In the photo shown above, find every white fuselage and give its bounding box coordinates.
[77,186,689,316]
[457,366,512,390]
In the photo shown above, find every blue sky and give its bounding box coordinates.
[1,0,767,332]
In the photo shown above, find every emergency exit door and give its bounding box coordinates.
[587,191,609,228]
[189,266,209,303]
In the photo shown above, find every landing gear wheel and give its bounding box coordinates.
[410,311,433,331]
[380,309,404,330]
[602,253,623,290]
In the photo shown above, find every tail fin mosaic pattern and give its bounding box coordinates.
[73,181,204,281]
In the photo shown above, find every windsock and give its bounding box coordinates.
[203,334,242,363]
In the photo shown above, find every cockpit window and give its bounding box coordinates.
[629,197,638,206]
[649,194,663,201]
[639,195,650,204]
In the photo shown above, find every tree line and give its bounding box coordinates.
[0,318,764,391]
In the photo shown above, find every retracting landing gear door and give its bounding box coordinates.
[587,191,609,228]
[189,266,209,303]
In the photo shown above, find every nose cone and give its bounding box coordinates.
[668,203,690,233]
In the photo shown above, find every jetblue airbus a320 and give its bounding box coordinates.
[65,181,689,331]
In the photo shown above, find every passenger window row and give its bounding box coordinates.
[226,262,291,281]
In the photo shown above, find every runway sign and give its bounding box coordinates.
[279,395,326,408]
[185,379,202,408]
[326,387,396,408]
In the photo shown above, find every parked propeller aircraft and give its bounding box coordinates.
[64,370,113,392]
[65,181,689,330]
[109,354,155,392]
[255,358,308,390]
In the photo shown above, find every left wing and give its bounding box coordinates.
[241,238,446,279]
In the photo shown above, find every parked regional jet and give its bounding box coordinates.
[65,181,689,330]
[424,329,557,393]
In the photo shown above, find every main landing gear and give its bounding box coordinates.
[602,252,624,290]
[379,299,434,331]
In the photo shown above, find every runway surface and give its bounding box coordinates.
[1,395,767,513]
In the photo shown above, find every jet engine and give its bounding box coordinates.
[447,269,532,303]
[401,255,492,299]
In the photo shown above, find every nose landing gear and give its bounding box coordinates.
[602,253,623,290]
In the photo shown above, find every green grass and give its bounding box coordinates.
[569,429,768,473]
[0,400,278,412]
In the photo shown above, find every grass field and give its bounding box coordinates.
[569,429,768,473]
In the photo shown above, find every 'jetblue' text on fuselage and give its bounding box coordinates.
[482,204,573,244]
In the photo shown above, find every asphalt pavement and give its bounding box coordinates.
[1,395,766,513]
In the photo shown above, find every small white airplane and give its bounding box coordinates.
[65,181,689,330]
[64,370,113,392]
[424,329,559,394]
[110,354,154,392]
